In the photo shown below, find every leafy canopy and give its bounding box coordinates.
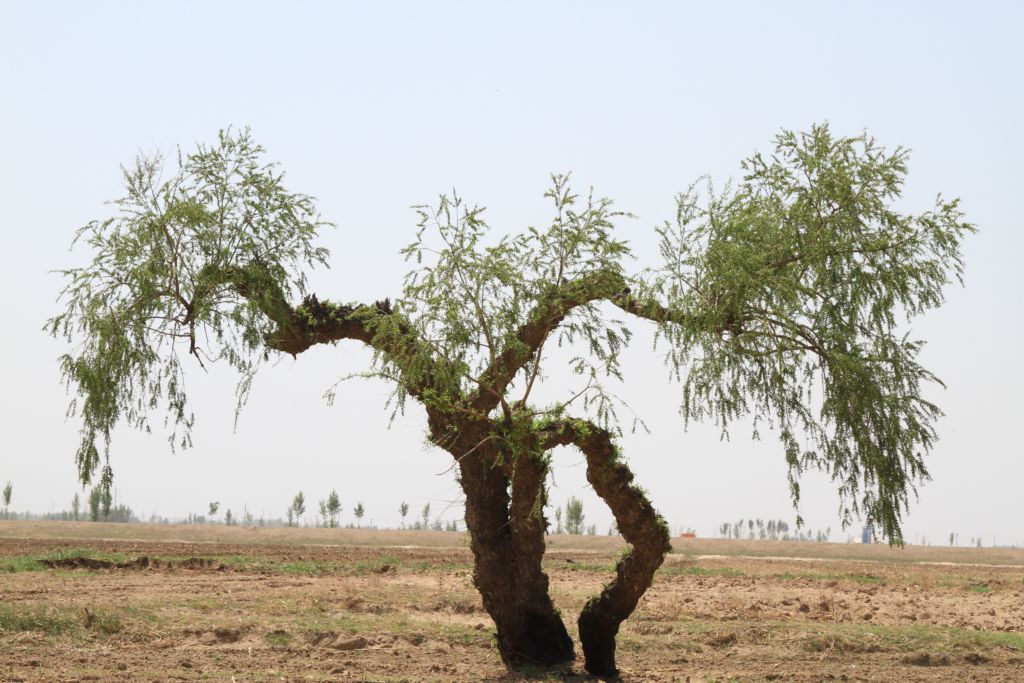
[49,124,972,542]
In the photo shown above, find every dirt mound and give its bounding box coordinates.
[41,556,118,570]
[41,556,225,571]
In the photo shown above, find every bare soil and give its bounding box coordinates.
[1,521,1022,682]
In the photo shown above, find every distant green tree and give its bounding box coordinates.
[554,507,563,534]
[48,125,973,675]
[71,492,81,521]
[1,481,11,519]
[100,488,113,521]
[565,497,585,535]
[208,501,220,522]
[224,509,233,526]
[354,502,365,528]
[88,486,101,522]
[326,491,342,528]
[421,503,431,530]
[399,501,409,528]
[290,492,306,527]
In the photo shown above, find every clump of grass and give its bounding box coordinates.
[774,571,886,585]
[85,608,123,634]
[41,548,126,564]
[0,604,77,634]
[0,556,45,573]
[0,604,124,636]
[799,623,1024,655]
[264,629,293,647]
[660,565,745,578]
[0,548,127,573]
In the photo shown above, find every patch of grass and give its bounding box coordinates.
[0,604,124,636]
[0,548,127,573]
[0,556,45,573]
[556,560,614,572]
[773,571,886,585]
[209,554,470,576]
[264,630,294,647]
[799,622,1024,655]
[86,609,123,635]
[1,549,474,578]
[967,583,991,593]
[660,565,745,577]
[0,605,78,634]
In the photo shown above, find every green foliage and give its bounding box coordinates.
[402,177,634,425]
[354,502,365,527]
[647,125,973,542]
[52,124,971,545]
[564,497,585,535]
[1,481,10,518]
[47,128,329,486]
[86,485,109,522]
[289,491,305,527]
[326,490,342,528]
[399,501,409,526]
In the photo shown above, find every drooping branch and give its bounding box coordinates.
[540,418,671,676]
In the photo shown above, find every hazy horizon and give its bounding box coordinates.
[1,2,1021,547]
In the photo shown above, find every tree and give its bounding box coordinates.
[1,481,11,519]
[564,497,585,535]
[290,491,306,527]
[87,486,101,522]
[354,502,365,528]
[224,509,233,526]
[208,501,220,522]
[48,126,972,676]
[326,490,342,528]
[420,503,431,530]
[71,492,81,521]
[399,501,409,528]
[100,488,113,521]
[554,506,563,534]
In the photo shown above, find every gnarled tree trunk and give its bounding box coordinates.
[447,419,574,668]
[543,419,672,676]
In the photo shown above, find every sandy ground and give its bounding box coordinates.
[0,521,1022,682]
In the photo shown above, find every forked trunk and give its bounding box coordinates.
[457,437,574,668]
[574,425,672,677]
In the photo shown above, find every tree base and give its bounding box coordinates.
[497,609,575,669]
[578,608,619,677]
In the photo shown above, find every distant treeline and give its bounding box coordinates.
[719,518,832,543]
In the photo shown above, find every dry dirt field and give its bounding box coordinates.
[1,521,1022,682]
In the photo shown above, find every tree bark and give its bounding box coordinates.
[449,421,574,669]
[543,419,672,677]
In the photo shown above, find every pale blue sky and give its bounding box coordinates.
[1,2,1021,544]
